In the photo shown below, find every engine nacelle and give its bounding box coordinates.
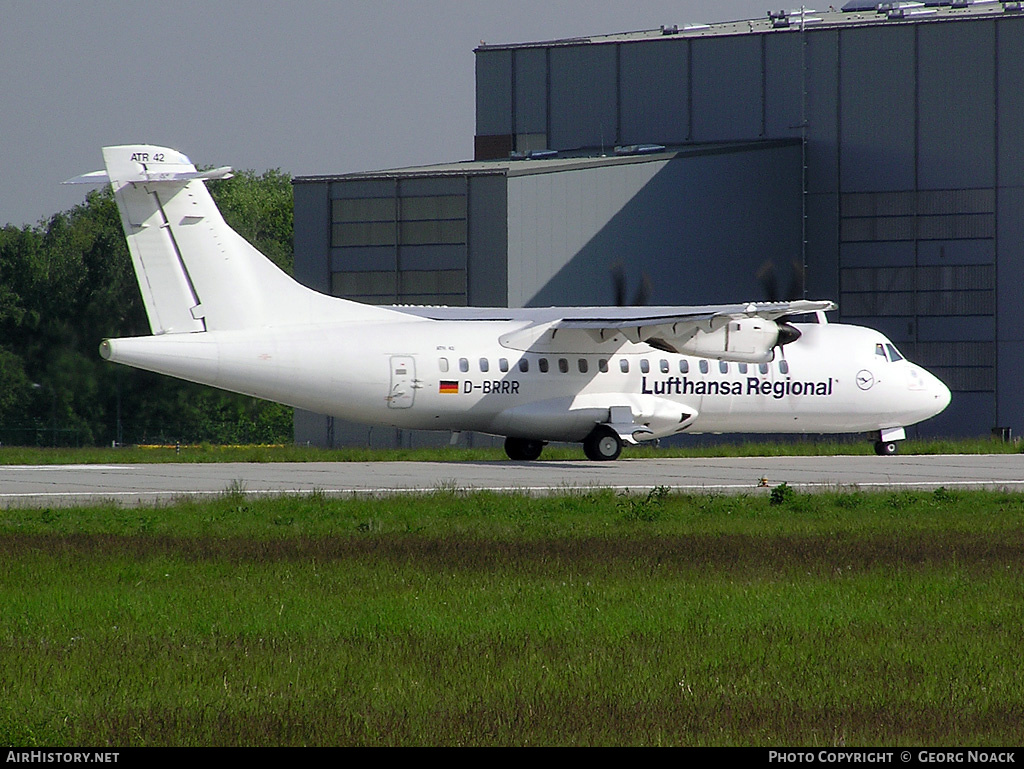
[674,319,792,363]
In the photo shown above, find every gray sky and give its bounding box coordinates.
[1,0,768,227]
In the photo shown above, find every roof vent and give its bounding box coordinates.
[509,149,558,160]
[613,144,667,156]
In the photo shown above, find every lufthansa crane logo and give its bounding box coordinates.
[856,369,875,390]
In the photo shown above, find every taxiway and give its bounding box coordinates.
[2,454,1023,507]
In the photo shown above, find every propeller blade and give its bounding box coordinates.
[610,264,650,306]
[757,261,779,303]
[632,273,652,307]
[610,263,627,306]
[786,259,805,301]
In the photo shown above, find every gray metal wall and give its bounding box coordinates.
[995,20,1024,434]
[507,145,801,310]
[326,175,469,306]
[476,14,1024,437]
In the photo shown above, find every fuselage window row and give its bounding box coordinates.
[439,356,794,376]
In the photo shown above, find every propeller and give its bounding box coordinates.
[611,262,652,306]
[756,259,805,303]
[756,259,807,353]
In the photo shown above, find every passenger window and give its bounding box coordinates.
[779,360,790,375]
[479,358,489,373]
[518,358,529,373]
[886,344,903,362]
[620,359,629,373]
[660,359,670,373]
[598,359,608,373]
[499,358,509,372]
[699,360,709,374]
[759,363,768,375]
[578,359,588,374]
[739,363,748,374]
[640,360,650,374]
[439,357,449,373]
[459,358,469,373]
[679,359,689,374]
[719,361,728,374]
[558,358,569,374]
[539,358,549,373]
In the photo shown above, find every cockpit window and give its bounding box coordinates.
[886,343,904,362]
[875,341,905,363]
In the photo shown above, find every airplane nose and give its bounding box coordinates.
[923,368,951,418]
[904,364,950,421]
[935,375,952,412]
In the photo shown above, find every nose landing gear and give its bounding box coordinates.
[873,427,905,456]
[874,440,899,456]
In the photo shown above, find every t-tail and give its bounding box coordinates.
[63,144,407,410]
[66,144,393,334]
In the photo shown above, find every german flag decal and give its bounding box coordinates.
[439,380,460,394]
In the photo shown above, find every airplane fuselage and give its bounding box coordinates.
[102,316,950,445]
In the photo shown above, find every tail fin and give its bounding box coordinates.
[68,144,395,334]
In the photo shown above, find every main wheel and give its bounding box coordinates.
[874,440,899,456]
[504,436,544,461]
[583,426,623,461]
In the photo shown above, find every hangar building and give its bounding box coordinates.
[293,3,1024,447]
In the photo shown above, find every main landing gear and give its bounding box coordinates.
[504,428,624,462]
[583,425,623,461]
[874,440,899,456]
[504,436,544,461]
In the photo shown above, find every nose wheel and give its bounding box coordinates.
[583,426,623,461]
[874,440,899,456]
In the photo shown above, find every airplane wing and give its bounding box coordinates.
[553,300,832,351]
[551,299,831,333]
[398,300,837,364]
[546,300,835,362]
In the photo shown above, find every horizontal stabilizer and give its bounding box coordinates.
[63,169,110,185]
[63,166,233,186]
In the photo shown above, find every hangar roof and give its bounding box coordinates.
[475,2,1022,51]
[293,139,798,185]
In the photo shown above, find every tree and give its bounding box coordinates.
[209,168,294,274]
[0,170,296,445]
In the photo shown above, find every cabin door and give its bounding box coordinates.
[387,355,417,409]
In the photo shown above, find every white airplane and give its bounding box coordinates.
[66,145,950,460]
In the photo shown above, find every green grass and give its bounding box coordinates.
[1,436,1020,465]
[2,488,1023,746]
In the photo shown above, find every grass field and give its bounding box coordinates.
[0,436,1020,465]
[2,486,1022,746]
